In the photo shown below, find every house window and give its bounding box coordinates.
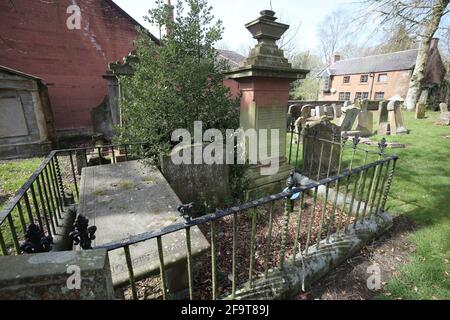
[378,73,388,82]
[343,76,350,84]
[356,92,369,99]
[322,75,331,92]
[339,92,351,101]
[374,92,385,100]
[360,75,369,83]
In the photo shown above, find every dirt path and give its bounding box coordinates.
[298,215,417,300]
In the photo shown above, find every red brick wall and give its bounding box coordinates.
[0,0,139,135]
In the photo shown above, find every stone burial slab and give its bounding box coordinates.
[78,160,210,290]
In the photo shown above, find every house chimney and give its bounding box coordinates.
[165,0,174,36]
[332,54,341,64]
[430,38,439,49]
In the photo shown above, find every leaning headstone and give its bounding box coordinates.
[436,102,450,125]
[356,100,373,137]
[415,90,428,119]
[338,107,360,132]
[302,120,341,180]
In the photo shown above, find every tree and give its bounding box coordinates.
[363,0,450,110]
[119,0,239,160]
[316,10,352,64]
[373,24,417,54]
[290,51,325,100]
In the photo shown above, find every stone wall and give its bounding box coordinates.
[0,0,143,136]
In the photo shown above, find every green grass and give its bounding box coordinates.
[0,158,43,212]
[370,112,450,300]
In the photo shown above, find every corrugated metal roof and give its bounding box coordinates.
[326,49,418,76]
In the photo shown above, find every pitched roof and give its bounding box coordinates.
[217,49,246,68]
[0,65,41,80]
[323,49,419,76]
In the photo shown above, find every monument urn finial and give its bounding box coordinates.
[245,10,289,43]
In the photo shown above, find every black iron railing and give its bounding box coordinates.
[0,142,148,256]
[0,132,398,300]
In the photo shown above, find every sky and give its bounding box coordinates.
[112,0,360,56]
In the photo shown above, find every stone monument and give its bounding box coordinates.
[436,102,450,125]
[225,10,309,199]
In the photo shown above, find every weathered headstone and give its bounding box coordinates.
[332,104,342,119]
[324,105,334,119]
[436,102,450,125]
[356,100,373,137]
[378,101,390,135]
[302,120,341,180]
[315,105,325,117]
[415,89,428,119]
[388,100,408,135]
[338,107,359,132]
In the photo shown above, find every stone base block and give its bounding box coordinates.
[0,141,53,160]
[0,250,115,300]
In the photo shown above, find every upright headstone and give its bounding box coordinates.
[378,101,390,135]
[356,100,373,137]
[302,120,341,180]
[436,102,450,125]
[415,89,428,119]
[332,104,342,119]
[324,105,334,119]
[225,10,309,198]
[315,105,325,118]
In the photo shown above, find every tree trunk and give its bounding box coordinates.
[405,0,449,111]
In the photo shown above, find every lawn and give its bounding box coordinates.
[0,111,449,299]
[371,112,450,300]
[0,157,43,212]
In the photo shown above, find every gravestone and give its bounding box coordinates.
[315,105,325,118]
[415,89,428,119]
[356,100,373,137]
[338,107,359,132]
[301,105,313,118]
[288,104,302,123]
[378,101,390,135]
[388,100,408,135]
[302,120,341,180]
[332,104,342,119]
[436,102,450,125]
[225,10,309,199]
[324,105,334,119]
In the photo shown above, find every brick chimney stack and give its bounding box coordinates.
[165,0,174,36]
[430,38,439,49]
[332,54,341,64]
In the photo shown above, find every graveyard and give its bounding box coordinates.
[0,0,449,304]
[0,111,449,300]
